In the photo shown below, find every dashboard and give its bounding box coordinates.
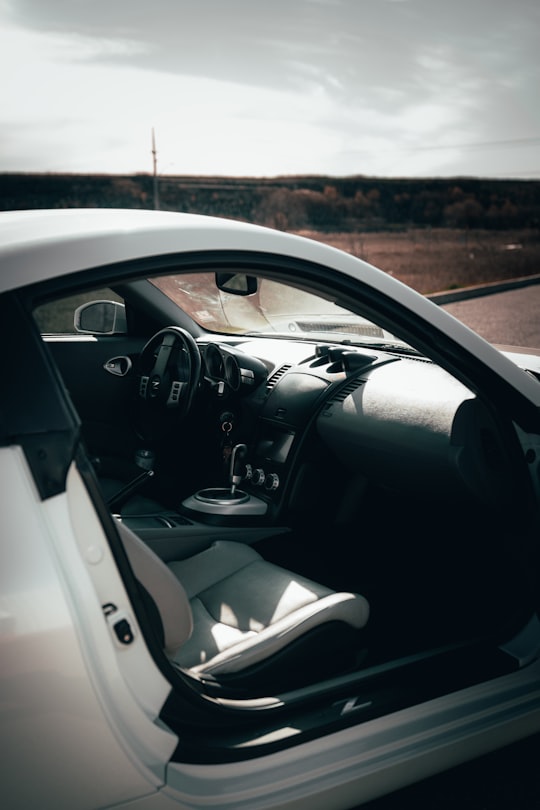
[196,337,511,522]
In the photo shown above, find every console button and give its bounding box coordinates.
[264,473,280,491]
[252,468,266,486]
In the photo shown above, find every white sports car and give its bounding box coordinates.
[1,208,540,810]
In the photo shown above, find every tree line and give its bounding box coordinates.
[1,172,539,232]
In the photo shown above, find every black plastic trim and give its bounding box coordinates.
[163,637,518,764]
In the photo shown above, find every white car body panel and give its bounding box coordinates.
[0,447,177,809]
[163,672,540,810]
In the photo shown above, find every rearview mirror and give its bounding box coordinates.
[74,300,127,335]
[215,273,258,296]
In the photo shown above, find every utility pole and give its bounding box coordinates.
[152,128,160,210]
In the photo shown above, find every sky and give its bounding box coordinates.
[1,0,539,179]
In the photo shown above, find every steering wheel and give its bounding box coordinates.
[137,326,202,420]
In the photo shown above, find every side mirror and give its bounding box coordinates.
[215,273,258,296]
[74,300,127,335]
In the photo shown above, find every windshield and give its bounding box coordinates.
[151,272,410,348]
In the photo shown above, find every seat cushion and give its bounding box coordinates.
[168,541,370,676]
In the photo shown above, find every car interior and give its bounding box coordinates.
[31,262,540,756]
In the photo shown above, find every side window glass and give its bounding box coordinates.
[35,288,125,335]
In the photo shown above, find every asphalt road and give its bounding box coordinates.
[357,279,540,810]
[440,281,540,349]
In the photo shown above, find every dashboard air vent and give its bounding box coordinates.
[295,321,384,338]
[266,364,292,389]
[331,377,365,403]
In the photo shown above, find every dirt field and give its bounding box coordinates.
[299,228,540,295]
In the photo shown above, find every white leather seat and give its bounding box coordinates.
[118,522,370,689]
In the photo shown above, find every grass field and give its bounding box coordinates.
[300,228,540,295]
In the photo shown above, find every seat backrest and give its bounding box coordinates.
[116,519,193,655]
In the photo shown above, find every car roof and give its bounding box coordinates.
[0,208,345,295]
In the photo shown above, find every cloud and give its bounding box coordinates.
[8,1,536,96]
[1,0,539,176]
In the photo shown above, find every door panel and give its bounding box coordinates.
[46,335,146,461]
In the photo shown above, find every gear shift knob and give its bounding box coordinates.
[229,443,247,494]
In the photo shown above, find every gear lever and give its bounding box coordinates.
[229,443,247,495]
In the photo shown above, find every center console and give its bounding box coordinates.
[181,370,328,523]
[181,441,269,519]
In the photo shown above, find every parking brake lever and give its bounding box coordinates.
[107,469,154,513]
[229,443,247,495]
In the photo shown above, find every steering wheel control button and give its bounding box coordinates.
[139,375,149,398]
[167,380,184,405]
